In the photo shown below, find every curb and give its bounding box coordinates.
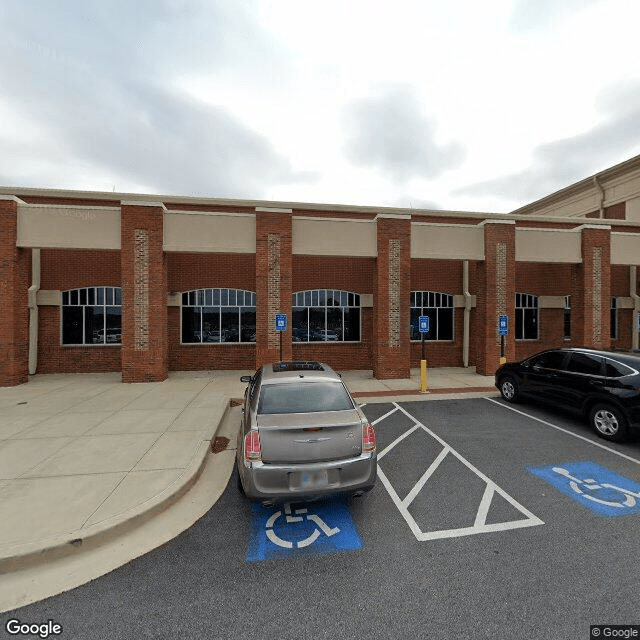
[0,400,233,574]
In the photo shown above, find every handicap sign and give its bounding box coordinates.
[246,499,362,562]
[275,313,287,331]
[419,316,429,334]
[526,461,640,517]
[498,315,508,336]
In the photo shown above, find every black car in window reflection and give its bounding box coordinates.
[495,348,640,442]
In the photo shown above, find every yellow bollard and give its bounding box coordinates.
[499,356,506,365]
[420,359,428,392]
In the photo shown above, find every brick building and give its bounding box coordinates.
[2,155,640,386]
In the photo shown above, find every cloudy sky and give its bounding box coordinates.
[1,0,639,213]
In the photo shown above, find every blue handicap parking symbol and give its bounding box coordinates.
[526,461,640,517]
[245,498,362,562]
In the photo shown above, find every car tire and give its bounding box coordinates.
[589,403,628,442]
[236,466,246,495]
[499,376,519,402]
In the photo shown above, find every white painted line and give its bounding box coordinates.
[377,423,421,461]
[371,405,399,426]
[474,483,495,527]
[374,403,543,542]
[377,467,424,540]
[485,398,640,466]
[401,447,449,508]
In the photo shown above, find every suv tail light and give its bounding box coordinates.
[244,430,261,462]
[362,423,376,453]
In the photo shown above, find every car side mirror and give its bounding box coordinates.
[240,375,253,383]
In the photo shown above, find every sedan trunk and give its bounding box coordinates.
[256,410,363,463]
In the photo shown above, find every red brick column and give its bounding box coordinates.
[120,202,168,382]
[0,197,30,386]
[373,214,411,379]
[572,225,611,350]
[476,221,516,376]
[255,209,292,367]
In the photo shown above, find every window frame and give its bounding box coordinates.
[180,288,257,345]
[60,286,122,346]
[409,291,455,342]
[515,293,539,341]
[291,289,362,343]
[611,297,618,341]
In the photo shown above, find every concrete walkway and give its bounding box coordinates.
[0,366,497,612]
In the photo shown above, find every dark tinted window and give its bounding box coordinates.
[258,382,354,414]
[566,353,603,375]
[529,351,567,370]
[604,359,634,378]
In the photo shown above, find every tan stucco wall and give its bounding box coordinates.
[410,223,484,260]
[611,232,640,265]
[515,228,581,262]
[17,205,121,249]
[163,211,256,253]
[292,218,377,256]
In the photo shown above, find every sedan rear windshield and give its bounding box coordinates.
[257,382,354,414]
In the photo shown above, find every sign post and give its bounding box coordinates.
[275,313,287,362]
[498,315,508,365]
[419,316,430,392]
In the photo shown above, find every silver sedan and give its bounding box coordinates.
[236,361,377,505]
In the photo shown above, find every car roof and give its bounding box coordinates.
[260,361,342,385]
[535,347,640,368]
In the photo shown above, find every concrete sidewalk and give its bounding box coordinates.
[0,365,497,611]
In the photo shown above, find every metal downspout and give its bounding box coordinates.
[631,266,640,351]
[463,260,471,367]
[28,249,40,375]
[593,175,605,218]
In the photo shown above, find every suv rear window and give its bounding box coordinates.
[258,382,354,414]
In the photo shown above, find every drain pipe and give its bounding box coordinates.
[28,249,40,375]
[632,266,640,351]
[593,175,605,218]
[463,260,471,367]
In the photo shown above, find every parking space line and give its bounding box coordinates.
[401,448,449,508]
[377,423,421,459]
[485,398,640,466]
[376,403,543,542]
[371,406,399,426]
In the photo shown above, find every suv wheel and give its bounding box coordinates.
[499,376,519,402]
[589,404,628,442]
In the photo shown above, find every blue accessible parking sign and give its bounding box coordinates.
[245,499,362,562]
[419,316,429,333]
[275,313,287,331]
[526,461,640,517]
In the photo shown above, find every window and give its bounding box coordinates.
[181,289,256,343]
[529,350,567,370]
[258,382,354,414]
[611,297,618,340]
[515,293,538,340]
[564,296,571,340]
[566,352,603,376]
[409,291,454,341]
[604,358,635,378]
[61,287,122,345]
[292,290,360,342]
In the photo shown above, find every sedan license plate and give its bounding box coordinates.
[291,469,328,490]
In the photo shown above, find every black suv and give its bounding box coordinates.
[495,348,640,442]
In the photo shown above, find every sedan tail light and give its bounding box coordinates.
[362,423,376,453]
[244,430,262,462]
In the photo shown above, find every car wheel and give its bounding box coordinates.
[589,404,628,442]
[499,376,519,402]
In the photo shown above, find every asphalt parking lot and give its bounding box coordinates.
[3,396,640,640]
